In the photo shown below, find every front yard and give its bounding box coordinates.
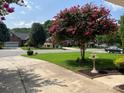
[23,52,122,72]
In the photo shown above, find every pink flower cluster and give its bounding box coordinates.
[49,20,59,33]
[0,2,15,20]
[0,0,24,21]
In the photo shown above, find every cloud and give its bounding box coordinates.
[104,1,123,11]
[13,21,33,28]
[6,14,15,20]
[35,5,41,10]
[24,0,32,5]
[24,0,33,10]
[41,21,45,24]
[20,11,26,15]
[26,4,32,10]
[12,20,42,28]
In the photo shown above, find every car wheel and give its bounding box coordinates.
[120,51,123,54]
[107,51,110,53]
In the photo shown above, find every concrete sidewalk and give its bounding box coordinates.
[94,75,124,88]
[0,56,120,93]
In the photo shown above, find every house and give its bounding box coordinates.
[43,42,54,48]
[43,37,54,48]
[9,31,29,46]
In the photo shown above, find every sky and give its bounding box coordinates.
[4,0,124,29]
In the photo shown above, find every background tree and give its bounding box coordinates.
[43,20,52,31]
[28,23,46,47]
[96,35,107,44]
[119,15,124,52]
[96,31,121,46]
[42,20,52,38]
[11,28,31,33]
[49,3,118,60]
[0,22,10,42]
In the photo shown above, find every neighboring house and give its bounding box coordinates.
[61,40,78,47]
[43,37,54,48]
[9,31,29,46]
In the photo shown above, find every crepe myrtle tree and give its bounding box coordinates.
[0,0,25,21]
[49,3,118,60]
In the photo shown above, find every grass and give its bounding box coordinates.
[23,52,123,72]
[21,46,57,50]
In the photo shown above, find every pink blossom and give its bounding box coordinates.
[49,25,59,33]
[84,31,91,36]
[2,2,9,9]
[1,17,5,20]
[6,7,14,13]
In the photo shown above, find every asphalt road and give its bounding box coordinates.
[0,49,25,58]
[0,48,107,58]
[0,49,78,58]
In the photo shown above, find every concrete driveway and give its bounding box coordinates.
[0,56,120,93]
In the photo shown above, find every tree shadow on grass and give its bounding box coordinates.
[0,68,67,93]
[65,58,116,70]
[95,58,116,70]
[65,58,92,69]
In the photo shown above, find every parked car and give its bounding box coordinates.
[105,46,123,54]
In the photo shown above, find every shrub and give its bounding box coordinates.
[114,56,124,73]
[114,56,124,67]
[35,52,38,55]
[27,48,34,55]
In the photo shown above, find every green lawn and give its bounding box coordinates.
[23,52,123,72]
[21,46,57,50]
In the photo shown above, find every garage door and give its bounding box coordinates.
[4,42,19,48]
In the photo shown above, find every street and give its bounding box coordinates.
[0,48,107,58]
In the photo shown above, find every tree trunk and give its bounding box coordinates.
[80,47,83,60]
[80,42,85,61]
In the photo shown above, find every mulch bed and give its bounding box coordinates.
[78,69,123,79]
